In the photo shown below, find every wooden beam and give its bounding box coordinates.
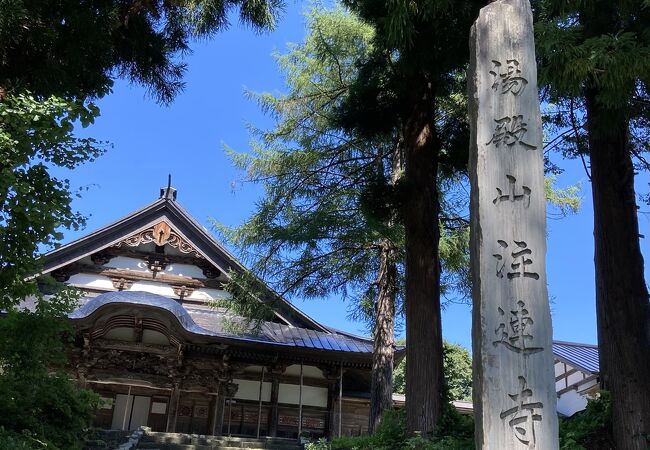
[555,367,579,382]
[63,263,225,289]
[556,374,599,397]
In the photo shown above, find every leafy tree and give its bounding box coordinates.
[0,94,104,309]
[0,0,282,101]
[219,8,476,433]
[0,288,99,450]
[535,2,650,448]
[393,340,472,402]
[335,0,483,434]
[220,9,405,433]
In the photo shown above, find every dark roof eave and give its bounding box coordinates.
[69,293,376,364]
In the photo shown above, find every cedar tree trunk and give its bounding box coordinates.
[368,239,398,433]
[586,86,650,450]
[402,82,445,435]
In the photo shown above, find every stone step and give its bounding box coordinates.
[137,432,302,450]
[137,444,269,450]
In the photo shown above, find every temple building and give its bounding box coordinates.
[38,187,403,439]
[553,341,600,416]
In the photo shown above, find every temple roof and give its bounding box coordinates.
[40,191,328,332]
[552,340,600,374]
[71,291,377,354]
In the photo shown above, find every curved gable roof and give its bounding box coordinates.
[71,291,374,354]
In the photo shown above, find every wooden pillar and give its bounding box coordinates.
[269,376,280,437]
[338,362,343,438]
[256,367,265,438]
[166,381,181,432]
[209,382,221,436]
[215,386,226,436]
[326,377,337,440]
[323,365,342,440]
[122,385,133,431]
[227,397,233,435]
[297,362,303,439]
[217,382,238,436]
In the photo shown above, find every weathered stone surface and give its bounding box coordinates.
[469,1,559,449]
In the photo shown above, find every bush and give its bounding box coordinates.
[559,391,614,450]
[0,291,99,450]
[0,428,49,450]
[329,406,474,450]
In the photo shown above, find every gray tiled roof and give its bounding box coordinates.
[70,291,374,354]
[553,341,600,374]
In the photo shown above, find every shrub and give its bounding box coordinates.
[559,391,614,450]
[330,406,474,450]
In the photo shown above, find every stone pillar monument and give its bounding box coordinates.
[469,1,559,449]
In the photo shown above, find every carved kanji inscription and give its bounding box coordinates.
[493,175,531,208]
[490,59,528,96]
[486,115,537,150]
[500,376,544,448]
[493,240,540,280]
[493,300,543,355]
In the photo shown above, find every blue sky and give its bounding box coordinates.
[51,4,650,350]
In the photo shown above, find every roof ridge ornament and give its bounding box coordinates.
[160,174,177,201]
[115,221,204,259]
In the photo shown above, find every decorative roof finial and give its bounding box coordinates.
[159,174,177,200]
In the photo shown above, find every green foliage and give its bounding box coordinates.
[0,93,105,308]
[337,0,483,168]
[393,340,472,402]
[305,438,333,450]
[220,7,473,328]
[0,0,282,102]
[218,8,405,322]
[535,1,650,110]
[0,429,46,450]
[325,407,474,450]
[332,410,406,450]
[0,288,100,450]
[545,175,582,218]
[534,0,650,169]
[559,391,614,450]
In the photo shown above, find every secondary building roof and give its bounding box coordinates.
[552,340,600,374]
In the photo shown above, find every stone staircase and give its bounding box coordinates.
[135,432,304,450]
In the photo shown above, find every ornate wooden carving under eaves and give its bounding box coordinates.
[85,348,174,377]
[116,221,204,259]
[91,250,113,266]
[110,277,134,291]
[172,285,194,300]
[145,255,169,277]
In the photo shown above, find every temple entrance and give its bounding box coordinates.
[111,394,151,430]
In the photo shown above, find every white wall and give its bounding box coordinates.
[233,379,272,402]
[557,389,589,417]
[68,273,114,290]
[104,256,149,272]
[278,384,327,407]
[284,364,325,379]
